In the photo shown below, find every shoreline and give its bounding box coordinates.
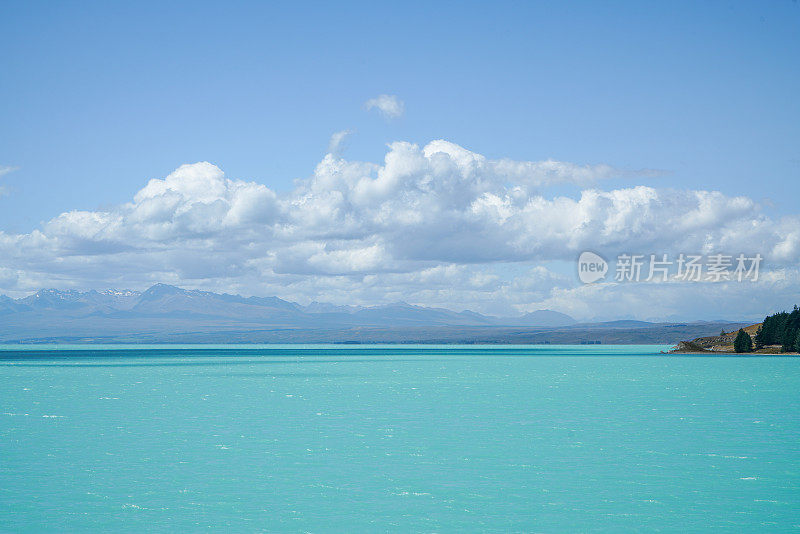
[667,350,800,355]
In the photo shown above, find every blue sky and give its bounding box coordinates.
[0,1,799,320]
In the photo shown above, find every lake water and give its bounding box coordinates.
[1,345,799,532]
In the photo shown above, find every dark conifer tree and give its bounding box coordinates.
[754,327,764,350]
[734,329,753,353]
[782,307,800,353]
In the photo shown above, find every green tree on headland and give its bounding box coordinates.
[734,329,753,353]
[753,306,800,353]
[781,306,800,353]
[754,327,763,350]
[794,329,800,354]
[756,311,789,346]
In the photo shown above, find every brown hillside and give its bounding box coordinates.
[672,323,761,353]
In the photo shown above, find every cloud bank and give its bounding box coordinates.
[0,140,798,320]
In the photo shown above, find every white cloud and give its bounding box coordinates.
[535,273,800,323]
[364,94,404,119]
[0,166,18,178]
[328,130,353,156]
[0,165,18,198]
[0,141,798,318]
[327,130,352,156]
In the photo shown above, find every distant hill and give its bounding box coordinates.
[0,284,565,341]
[502,310,576,327]
[0,284,744,344]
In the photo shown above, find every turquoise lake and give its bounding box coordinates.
[1,345,799,532]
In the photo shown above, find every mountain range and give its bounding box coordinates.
[0,284,744,344]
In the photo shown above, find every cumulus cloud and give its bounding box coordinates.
[0,141,798,318]
[327,130,352,156]
[364,94,404,118]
